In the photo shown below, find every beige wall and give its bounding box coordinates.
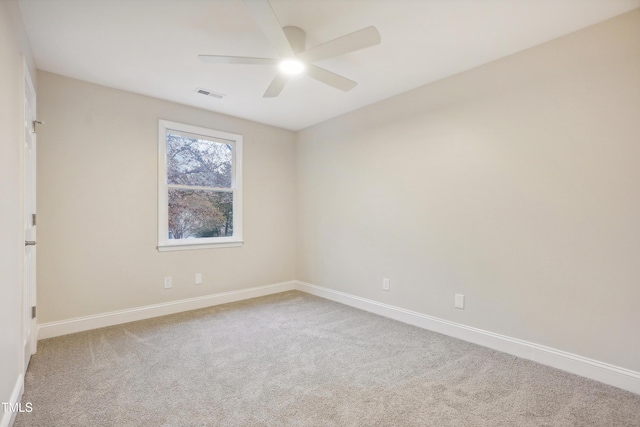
[0,0,36,413]
[32,8,640,379]
[297,10,640,372]
[36,72,297,323]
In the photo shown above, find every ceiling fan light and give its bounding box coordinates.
[279,59,305,75]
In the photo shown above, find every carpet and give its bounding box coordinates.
[14,291,640,426]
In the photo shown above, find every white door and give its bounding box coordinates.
[23,64,37,372]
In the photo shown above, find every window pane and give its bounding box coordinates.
[167,131,232,188]
[168,188,233,239]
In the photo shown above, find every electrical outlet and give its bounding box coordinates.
[455,294,465,309]
[195,273,202,285]
[382,278,390,291]
[164,276,172,289]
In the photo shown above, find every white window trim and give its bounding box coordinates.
[157,120,243,251]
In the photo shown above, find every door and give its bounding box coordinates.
[23,64,37,371]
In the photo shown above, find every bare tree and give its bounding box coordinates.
[166,134,234,239]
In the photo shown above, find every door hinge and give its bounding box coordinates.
[32,213,37,226]
[31,306,36,319]
[32,120,44,133]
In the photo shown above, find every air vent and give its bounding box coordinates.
[196,87,224,99]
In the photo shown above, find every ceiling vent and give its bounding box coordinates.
[196,87,224,99]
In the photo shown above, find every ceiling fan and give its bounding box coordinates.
[199,0,381,98]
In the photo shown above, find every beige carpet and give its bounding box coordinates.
[15,291,640,426]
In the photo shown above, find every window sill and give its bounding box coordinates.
[157,241,244,252]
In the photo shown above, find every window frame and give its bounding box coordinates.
[157,119,243,251]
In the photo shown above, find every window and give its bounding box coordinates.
[158,120,243,251]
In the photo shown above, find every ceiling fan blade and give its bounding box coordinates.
[242,0,294,58]
[307,65,357,92]
[263,73,289,98]
[283,26,306,54]
[297,26,380,63]
[198,55,276,65]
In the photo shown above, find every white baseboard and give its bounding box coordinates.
[0,374,23,427]
[38,281,297,340]
[35,279,640,395]
[295,281,640,395]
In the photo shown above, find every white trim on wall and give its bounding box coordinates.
[38,281,296,340]
[157,119,244,252]
[295,281,640,395]
[36,280,640,396]
[0,374,23,427]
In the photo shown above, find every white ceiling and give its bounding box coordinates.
[18,0,640,131]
